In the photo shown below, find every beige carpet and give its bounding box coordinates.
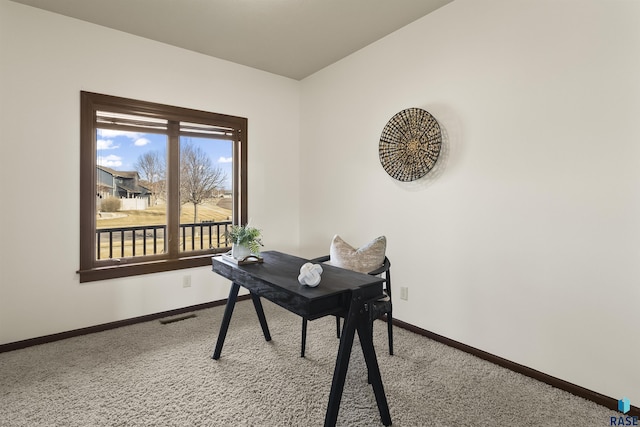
[0,300,618,426]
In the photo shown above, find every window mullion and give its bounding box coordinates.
[235,127,247,225]
[167,121,181,258]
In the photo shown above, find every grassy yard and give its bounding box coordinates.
[97,199,232,229]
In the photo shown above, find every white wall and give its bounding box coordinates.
[299,0,640,404]
[0,1,300,344]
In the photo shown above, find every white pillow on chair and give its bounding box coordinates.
[328,235,386,274]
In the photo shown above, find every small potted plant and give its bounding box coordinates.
[226,224,263,259]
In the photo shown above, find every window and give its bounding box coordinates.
[79,92,247,282]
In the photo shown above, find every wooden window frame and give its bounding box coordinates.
[78,92,247,282]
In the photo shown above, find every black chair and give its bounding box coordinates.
[301,255,393,357]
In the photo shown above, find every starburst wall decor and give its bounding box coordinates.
[378,108,442,182]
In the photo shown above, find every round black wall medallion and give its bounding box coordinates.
[378,108,442,182]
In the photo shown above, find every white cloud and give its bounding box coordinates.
[218,156,232,163]
[98,154,122,168]
[134,138,151,146]
[97,139,119,150]
[98,129,141,139]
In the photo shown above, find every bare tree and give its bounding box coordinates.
[180,142,227,223]
[135,151,166,206]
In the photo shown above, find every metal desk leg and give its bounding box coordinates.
[250,293,272,342]
[324,297,359,427]
[301,318,308,357]
[212,282,241,360]
[324,295,393,427]
[357,313,392,426]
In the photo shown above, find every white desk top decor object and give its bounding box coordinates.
[298,262,323,287]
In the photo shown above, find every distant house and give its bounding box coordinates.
[97,166,151,209]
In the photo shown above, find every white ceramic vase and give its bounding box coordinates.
[231,243,251,260]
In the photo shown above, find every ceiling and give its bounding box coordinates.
[10,0,453,80]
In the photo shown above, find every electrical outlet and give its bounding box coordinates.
[182,275,191,288]
[400,287,408,301]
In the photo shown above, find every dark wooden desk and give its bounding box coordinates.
[211,251,392,427]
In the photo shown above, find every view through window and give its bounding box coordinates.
[79,92,247,282]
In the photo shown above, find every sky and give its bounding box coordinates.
[97,129,233,190]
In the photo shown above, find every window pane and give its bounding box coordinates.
[179,136,233,253]
[96,129,168,260]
